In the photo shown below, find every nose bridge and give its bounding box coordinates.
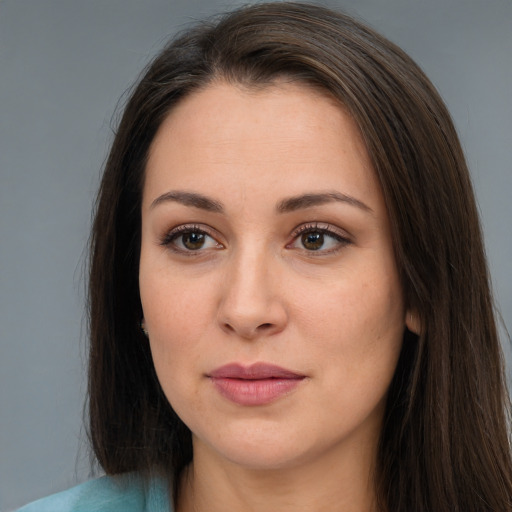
[225,241,273,313]
[218,239,286,338]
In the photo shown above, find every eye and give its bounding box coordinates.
[288,223,351,254]
[161,225,223,253]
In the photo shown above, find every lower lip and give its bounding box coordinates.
[210,377,303,406]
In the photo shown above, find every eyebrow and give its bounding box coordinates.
[276,191,373,214]
[150,189,372,214]
[150,191,224,212]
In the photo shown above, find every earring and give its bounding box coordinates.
[140,320,149,337]
[405,311,421,335]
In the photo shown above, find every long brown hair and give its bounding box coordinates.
[88,3,512,510]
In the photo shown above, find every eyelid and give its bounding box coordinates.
[159,223,224,253]
[287,222,353,253]
[291,222,352,241]
[158,221,352,255]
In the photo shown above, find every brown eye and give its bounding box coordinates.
[182,232,206,250]
[301,232,324,250]
[288,224,351,254]
[162,226,222,253]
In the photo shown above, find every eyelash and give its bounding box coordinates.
[160,224,222,255]
[160,222,352,255]
[288,222,352,255]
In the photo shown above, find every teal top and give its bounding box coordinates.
[16,472,172,512]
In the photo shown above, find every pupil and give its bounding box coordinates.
[183,232,205,250]
[302,232,323,250]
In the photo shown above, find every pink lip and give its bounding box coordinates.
[208,363,305,406]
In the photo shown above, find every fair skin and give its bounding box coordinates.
[139,81,417,512]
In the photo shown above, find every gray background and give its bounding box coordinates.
[1,0,511,510]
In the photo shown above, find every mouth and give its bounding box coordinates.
[207,363,306,406]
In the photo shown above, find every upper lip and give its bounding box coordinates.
[208,363,305,380]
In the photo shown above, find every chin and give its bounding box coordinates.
[193,422,333,472]
[219,444,309,471]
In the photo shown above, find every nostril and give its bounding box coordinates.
[223,323,235,332]
[258,323,273,330]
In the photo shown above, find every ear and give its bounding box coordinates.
[405,309,421,335]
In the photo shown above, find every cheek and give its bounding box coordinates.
[301,278,404,413]
[295,270,404,341]
[141,262,217,336]
[142,284,204,417]
[139,268,220,389]
[292,266,405,395]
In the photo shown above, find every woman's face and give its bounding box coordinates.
[139,82,412,472]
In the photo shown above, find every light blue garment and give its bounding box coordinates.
[16,472,172,512]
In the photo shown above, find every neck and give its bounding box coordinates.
[177,438,379,512]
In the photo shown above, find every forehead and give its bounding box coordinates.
[144,81,382,212]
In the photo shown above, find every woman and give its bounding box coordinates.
[18,2,512,511]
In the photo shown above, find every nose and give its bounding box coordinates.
[217,247,288,340]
